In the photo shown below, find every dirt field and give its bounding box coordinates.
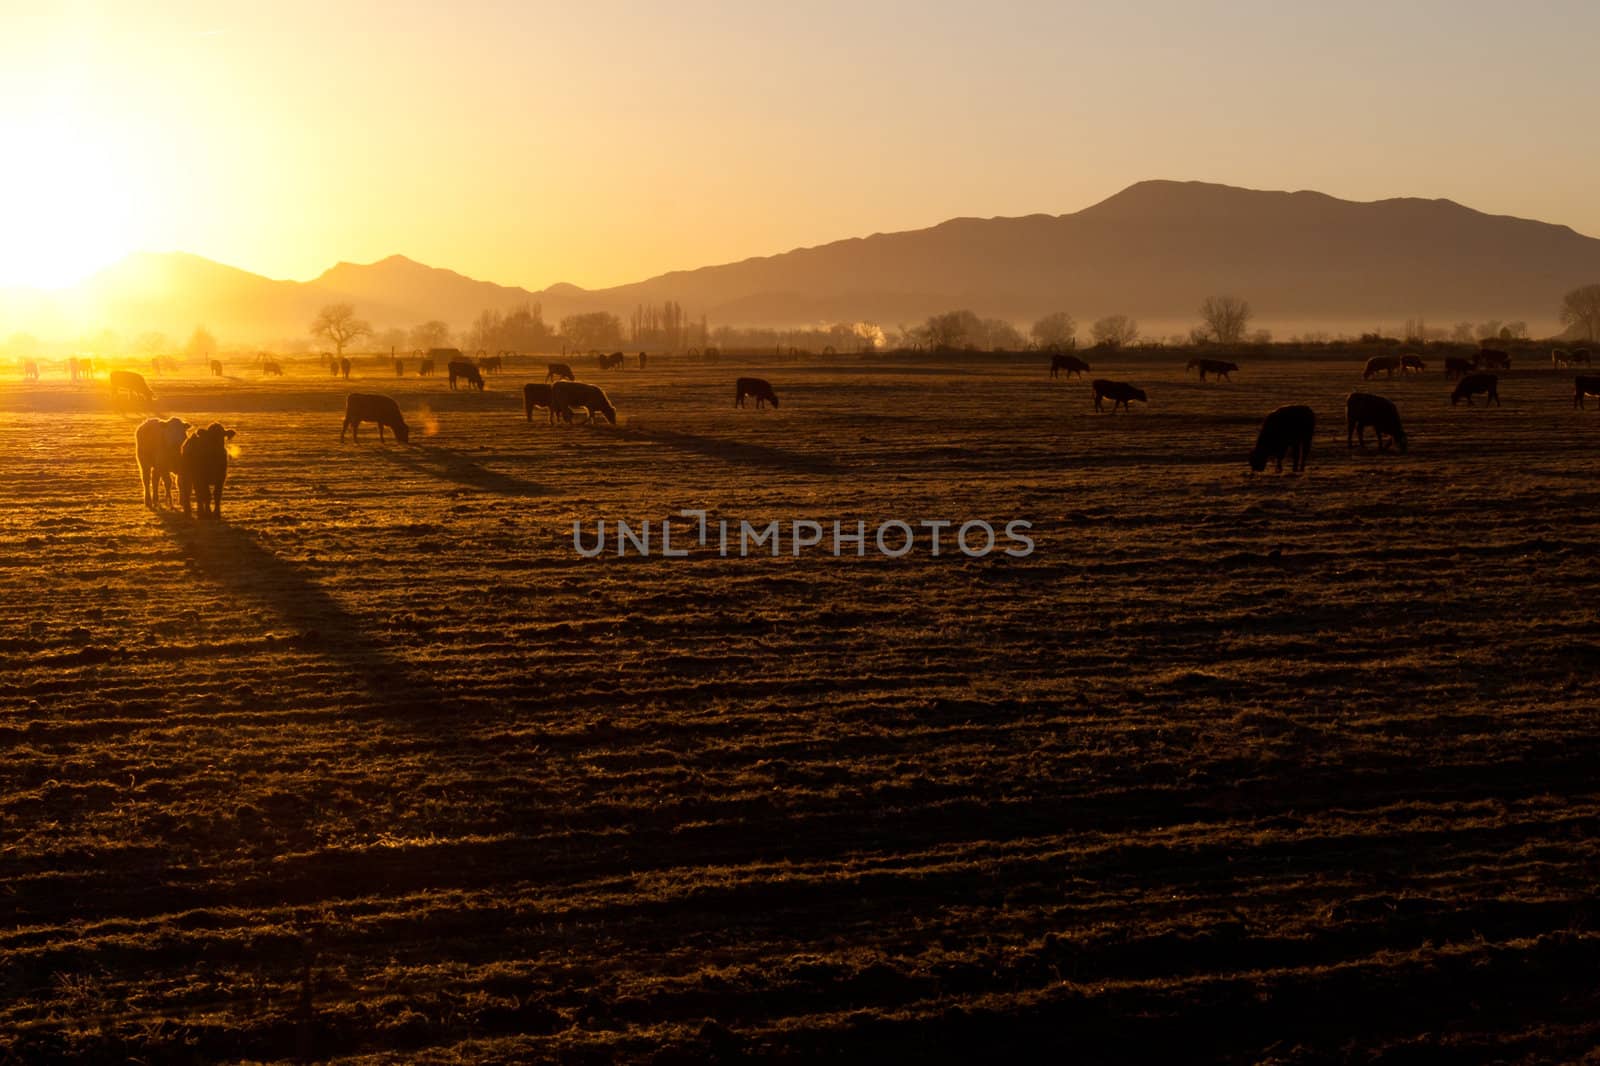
[4,352,1600,1063]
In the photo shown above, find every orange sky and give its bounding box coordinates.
[3,1,1598,291]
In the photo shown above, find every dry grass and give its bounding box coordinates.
[3,352,1599,1063]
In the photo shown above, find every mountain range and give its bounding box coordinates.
[6,180,1599,346]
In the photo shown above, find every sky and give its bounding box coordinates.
[3,0,1598,290]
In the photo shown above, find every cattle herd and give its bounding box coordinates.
[8,341,1598,517]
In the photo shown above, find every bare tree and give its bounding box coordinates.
[1450,321,1475,344]
[409,320,451,350]
[310,303,371,357]
[1091,314,1139,348]
[1197,296,1252,344]
[924,310,982,351]
[1029,311,1077,352]
[1560,284,1600,342]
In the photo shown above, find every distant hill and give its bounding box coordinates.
[7,180,1600,346]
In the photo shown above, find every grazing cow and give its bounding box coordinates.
[1186,357,1239,381]
[1050,353,1090,379]
[552,380,617,424]
[261,357,285,376]
[638,351,648,370]
[598,352,625,370]
[1249,405,1315,474]
[1571,349,1593,366]
[1476,348,1511,370]
[524,382,556,423]
[735,377,780,409]
[418,356,435,377]
[478,353,503,374]
[108,369,156,403]
[134,416,191,509]
[1346,393,1407,453]
[1400,354,1426,375]
[210,358,224,377]
[1573,376,1600,408]
[178,422,237,520]
[1451,372,1500,407]
[1091,379,1147,413]
[546,362,576,382]
[341,393,411,443]
[1362,355,1401,380]
[339,356,352,380]
[448,360,485,390]
[1444,355,1473,381]
[22,359,39,381]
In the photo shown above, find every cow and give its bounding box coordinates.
[418,355,435,377]
[178,422,237,520]
[1362,355,1401,380]
[524,382,556,423]
[1400,354,1426,375]
[552,380,617,424]
[598,352,625,370]
[1553,348,1573,369]
[1571,349,1593,366]
[341,393,410,443]
[1476,348,1511,370]
[1186,357,1238,381]
[339,357,352,380]
[108,369,155,403]
[1346,393,1407,453]
[638,351,648,370]
[1573,376,1600,409]
[134,416,191,509]
[448,360,485,391]
[1049,353,1090,379]
[78,358,95,379]
[393,357,404,377]
[1444,356,1473,381]
[478,353,503,374]
[1248,405,1315,474]
[1451,372,1500,407]
[735,377,780,409]
[68,356,81,381]
[546,362,576,382]
[22,359,39,381]
[261,357,285,376]
[1091,379,1147,413]
[209,358,223,377]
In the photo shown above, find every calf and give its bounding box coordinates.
[552,380,617,424]
[1362,355,1401,380]
[134,416,191,509]
[735,377,780,409]
[1049,353,1090,379]
[448,360,485,390]
[1346,392,1407,453]
[1451,372,1499,407]
[179,422,237,519]
[1091,379,1147,413]
[1249,405,1315,473]
[1400,354,1426,375]
[546,362,576,382]
[1574,376,1600,409]
[1186,357,1238,381]
[1475,348,1511,370]
[1444,355,1473,380]
[341,393,410,443]
[524,382,556,423]
[108,369,155,403]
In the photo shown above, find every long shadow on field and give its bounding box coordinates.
[616,426,841,474]
[373,444,550,497]
[157,514,447,715]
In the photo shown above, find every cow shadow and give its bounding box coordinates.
[616,426,842,474]
[371,444,550,497]
[157,514,446,716]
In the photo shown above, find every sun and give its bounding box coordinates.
[0,112,136,289]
